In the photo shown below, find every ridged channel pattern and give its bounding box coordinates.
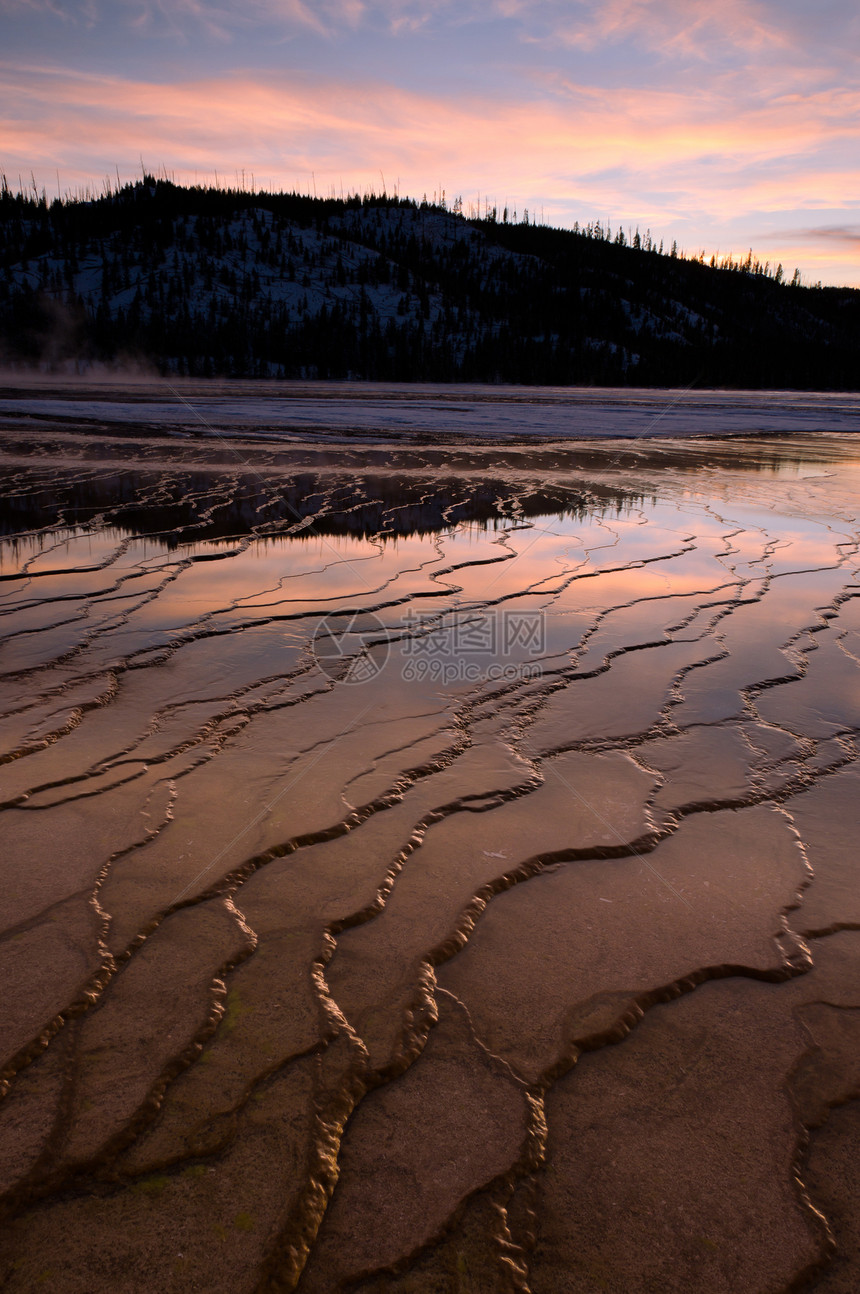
[1,404,860,1293]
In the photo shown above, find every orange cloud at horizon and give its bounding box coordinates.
[1,60,858,285]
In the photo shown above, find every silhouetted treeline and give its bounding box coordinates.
[1,175,858,388]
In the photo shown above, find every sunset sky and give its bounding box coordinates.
[2,0,859,286]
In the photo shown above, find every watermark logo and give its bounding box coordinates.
[401,608,545,686]
[313,607,546,687]
[312,610,390,685]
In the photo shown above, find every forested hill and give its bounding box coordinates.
[1,177,858,388]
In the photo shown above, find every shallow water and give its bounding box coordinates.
[1,403,860,1292]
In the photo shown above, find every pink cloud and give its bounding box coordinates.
[529,0,796,61]
[4,63,855,172]
[2,61,858,283]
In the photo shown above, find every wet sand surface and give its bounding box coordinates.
[1,388,860,1292]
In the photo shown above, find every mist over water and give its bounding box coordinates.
[2,393,860,1292]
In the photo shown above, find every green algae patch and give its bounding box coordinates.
[222,988,250,1034]
[132,1174,170,1197]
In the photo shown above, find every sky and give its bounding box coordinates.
[1,0,859,287]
